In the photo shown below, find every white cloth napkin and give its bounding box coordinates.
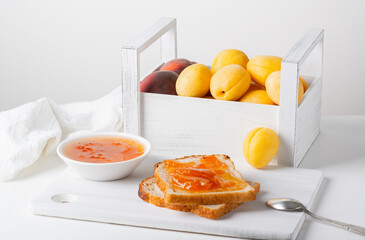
[0,87,122,181]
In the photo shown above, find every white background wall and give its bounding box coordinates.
[1,0,364,114]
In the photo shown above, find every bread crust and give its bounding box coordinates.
[191,203,241,219]
[138,177,254,219]
[154,154,259,205]
[138,177,168,208]
[138,177,194,212]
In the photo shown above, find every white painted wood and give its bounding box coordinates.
[283,29,324,66]
[123,18,177,54]
[279,29,324,167]
[279,62,299,167]
[122,48,140,135]
[30,155,323,240]
[295,75,322,163]
[141,93,278,162]
[160,23,177,62]
[294,39,324,166]
[122,18,177,135]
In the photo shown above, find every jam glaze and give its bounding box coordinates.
[164,155,246,192]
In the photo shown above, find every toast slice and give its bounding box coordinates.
[154,154,259,205]
[138,176,260,219]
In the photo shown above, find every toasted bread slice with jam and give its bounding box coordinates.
[154,154,259,205]
[138,176,260,219]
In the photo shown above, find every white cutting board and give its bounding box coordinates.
[30,154,323,240]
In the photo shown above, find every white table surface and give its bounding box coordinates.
[2,115,365,240]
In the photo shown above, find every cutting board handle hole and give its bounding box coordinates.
[51,194,77,203]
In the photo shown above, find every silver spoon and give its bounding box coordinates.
[266,198,365,236]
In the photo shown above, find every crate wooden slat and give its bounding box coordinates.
[122,18,324,167]
[141,93,278,159]
[294,75,322,165]
[279,29,324,166]
[122,18,177,136]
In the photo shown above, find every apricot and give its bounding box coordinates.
[243,127,279,168]
[204,96,215,99]
[176,64,212,97]
[140,70,178,95]
[246,56,282,86]
[300,77,309,92]
[265,71,304,105]
[239,88,275,105]
[210,65,251,101]
[248,82,265,91]
[211,49,249,75]
[160,58,192,75]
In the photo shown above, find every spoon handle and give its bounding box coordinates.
[304,209,365,236]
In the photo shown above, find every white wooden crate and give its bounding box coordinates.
[122,18,324,167]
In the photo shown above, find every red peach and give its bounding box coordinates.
[140,70,178,95]
[160,58,192,75]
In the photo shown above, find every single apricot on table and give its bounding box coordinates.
[243,127,279,168]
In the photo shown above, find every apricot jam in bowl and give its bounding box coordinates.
[57,132,151,181]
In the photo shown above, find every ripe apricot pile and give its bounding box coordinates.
[140,50,309,106]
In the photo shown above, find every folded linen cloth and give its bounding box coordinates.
[0,87,122,181]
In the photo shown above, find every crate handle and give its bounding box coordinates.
[279,29,324,166]
[121,18,177,135]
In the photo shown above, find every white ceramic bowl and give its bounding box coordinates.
[57,132,151,181]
